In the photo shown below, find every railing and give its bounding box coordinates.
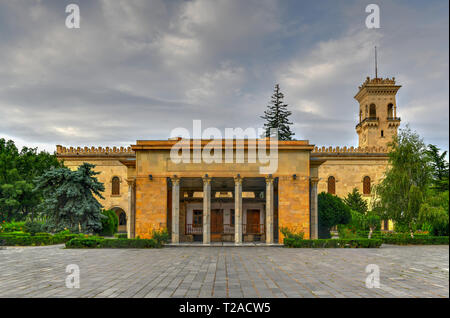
[243,224,265,234]
[223,224,235,234]
[356,117,379,129]
[185,224,265,234]
[186,224,202,235]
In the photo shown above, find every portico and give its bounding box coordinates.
[120,139,321,244]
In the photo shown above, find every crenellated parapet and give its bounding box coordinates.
[56,145,135,156]
[358,77,396,89]
[312,145,387,154]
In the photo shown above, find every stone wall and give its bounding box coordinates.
[135,177,168,238]
[277,176,310,242]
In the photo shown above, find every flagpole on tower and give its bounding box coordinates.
[375,46,378,79]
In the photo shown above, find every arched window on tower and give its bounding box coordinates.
[327,176,336,195]
[112,176,120,195]
[363,176,371,195]
[387,103,394,119]
[369,104,377,118]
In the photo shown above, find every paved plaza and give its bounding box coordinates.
[0,244,448,298]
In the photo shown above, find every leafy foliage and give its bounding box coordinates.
[0,138,62,222]
[318,192,351,238]
[34,163,105,233]
[373,126,432,237]
[99,209,118,236]
[343,188,368,214]
[261,84,295,141]
[425,144,449,192]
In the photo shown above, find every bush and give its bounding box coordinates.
[318,192,351,238]
[65,238,162,249]
[0,221,25,233]
[0,232,86,246]
[151,228,169,245]
[114,233,128,239]
[284,238,382,248]
[381,236,448,245]
[24,221,47,235]
[99,210,118,236]
[280,227,304,240]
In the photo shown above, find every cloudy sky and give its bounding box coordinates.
[0,0,448,153]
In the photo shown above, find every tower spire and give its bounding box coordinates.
[375,46,378,79]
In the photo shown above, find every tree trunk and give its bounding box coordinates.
[410,226,414,238]
[368,227,373,239]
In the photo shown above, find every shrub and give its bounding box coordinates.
[99,210,118,236]
[280,227,304,240]
[0,232,86,246]
[284,238,382,248]
[337,225,358,239]
[151,228,169,245]
[381,236,448,245]
[24,221,47,235]
[65,238,161,249]
[114,233,128,239]
[318,192,351,238]
[0,221,25,233]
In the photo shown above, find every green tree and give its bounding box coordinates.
[366,212,381,239]
[418,189,449,236]
[34,163,105,233]
[261,84,295,141]
[0,139,61,222]
[425,144,449,192]
[373,126,432,238]
[318,192,351,238]
[343,188,368,214]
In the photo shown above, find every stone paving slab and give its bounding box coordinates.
[0,245,448,298]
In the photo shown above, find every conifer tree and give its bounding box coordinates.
[261,84,295,140]
[34,163,105,233]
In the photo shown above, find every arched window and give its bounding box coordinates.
[118,211,127,226]
[369,104,377,118]
[387,103,394,118]
[327,176,336,195]
[363,176,371,195]
[112,176,120,195]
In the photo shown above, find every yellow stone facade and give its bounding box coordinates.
[56,76,400,241]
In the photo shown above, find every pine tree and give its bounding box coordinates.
[261,84,295,140]
[343,188,368,214]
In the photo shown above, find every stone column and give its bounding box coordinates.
[171,176,180,244]
[234,176,243,244]
[202,176,211,244]
[265,176,274,244]
[310,177,319,239]
[126,178,136,239]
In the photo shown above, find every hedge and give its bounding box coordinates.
[0,233,86,246]
[381,236,449,245]
[284,238,382,248]
[65,238,162,249]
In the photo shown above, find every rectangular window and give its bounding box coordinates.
[193,210,202,226]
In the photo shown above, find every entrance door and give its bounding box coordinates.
[246,209,261,234]
[211,209,224,242]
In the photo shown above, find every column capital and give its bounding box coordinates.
[202,176,212,184]
[126,178,136,186]
[171,175,180,185]
[310,177,319,185]
[234,175,243,184]
[265,175,274,184]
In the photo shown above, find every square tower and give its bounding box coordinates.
[354,77,401,149]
